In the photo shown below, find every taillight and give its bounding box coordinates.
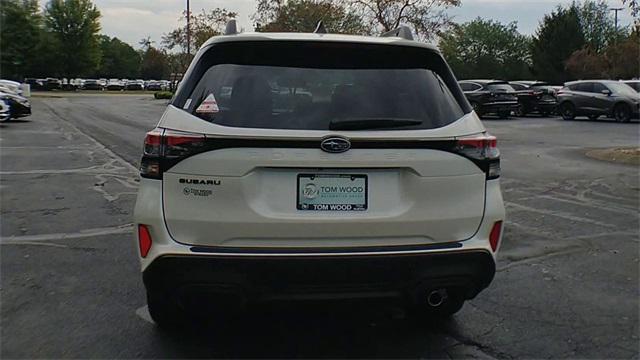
[140,128,206,179]
[455,134,500,179]
[138,224,152,258]
[489,221,503,252]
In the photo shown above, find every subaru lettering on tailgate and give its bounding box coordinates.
[297,174,367,211]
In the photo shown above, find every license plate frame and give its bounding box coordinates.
[297,174,368,211]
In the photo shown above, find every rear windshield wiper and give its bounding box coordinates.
[329,118,423,130]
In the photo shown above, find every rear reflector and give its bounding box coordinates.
[138,225,152,258]
[489,221,503,252]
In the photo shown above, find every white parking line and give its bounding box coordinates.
[0,224,133,242]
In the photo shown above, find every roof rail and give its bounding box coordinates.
[380,25,414,41]
[314,20,327,34]
[224,19,239,35]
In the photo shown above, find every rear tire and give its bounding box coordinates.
[614,104,631,123]
[147,290,186,330]
[560,102,576,120]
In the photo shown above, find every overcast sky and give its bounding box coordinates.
[88,0,634,48]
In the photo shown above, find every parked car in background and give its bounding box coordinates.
[106,79,124,91]
[83,79,103,90]
[509,81,557,116]
[25,78,45,91]
[459,80,518,119]
[61,78,78,91]
[99,78,108,88]
[0,89,31,119]
[45,78,62,90]
[0,98,10,122]
[72,78,85,89]
[0,80,24,96]
[146,81,163,91]
[621,80,640,93]
[125,80,145,90]
[557,80,640,122]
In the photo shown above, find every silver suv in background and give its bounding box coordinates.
[622,80,640,93]
[557,80,640,122]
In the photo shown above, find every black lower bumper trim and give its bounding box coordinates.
[190,241,463,254]
[143,250,496,307]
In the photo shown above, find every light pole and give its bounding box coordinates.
[610,7,623,38]
[186,0,191,55]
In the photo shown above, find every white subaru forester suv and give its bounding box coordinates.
[134,22,505,327]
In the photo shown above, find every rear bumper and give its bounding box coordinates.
[9,101,31,118]
[143,250,495,305]
[481,101,519,113]
[528,101,557,112]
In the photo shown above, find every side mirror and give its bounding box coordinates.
[601,89,612,96]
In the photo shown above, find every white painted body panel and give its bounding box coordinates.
[134,178,505,271]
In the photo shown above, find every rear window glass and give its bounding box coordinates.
[487,83,515,92]
[608,82,639,96]
[179,42,466,131]
[625,82,640,92]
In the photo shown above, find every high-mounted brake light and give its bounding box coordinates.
[139,128,207,179]
[456,134,500,179]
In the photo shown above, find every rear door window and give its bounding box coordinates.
[178,41,467,131]
[591,83,607,93]
[574,83,593,92]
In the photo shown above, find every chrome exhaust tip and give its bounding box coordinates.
[427,289,447,307]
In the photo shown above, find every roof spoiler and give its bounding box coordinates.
[224,19,239,35]
[380,25,414,41]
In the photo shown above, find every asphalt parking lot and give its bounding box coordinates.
[1,94,638,359]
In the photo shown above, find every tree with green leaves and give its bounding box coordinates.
[531,4,585,84]
[97,36,141,79]
[344,0,461,40]
[28,30,65,78]
[140,47,168,80]
[44,0,102,78]
[162,8,237,54]
[578,0,627,53]
[254,0,367,34]
[0,0,41,80]
[438,18,532,80]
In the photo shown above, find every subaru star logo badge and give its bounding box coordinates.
[320,137,351,153]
